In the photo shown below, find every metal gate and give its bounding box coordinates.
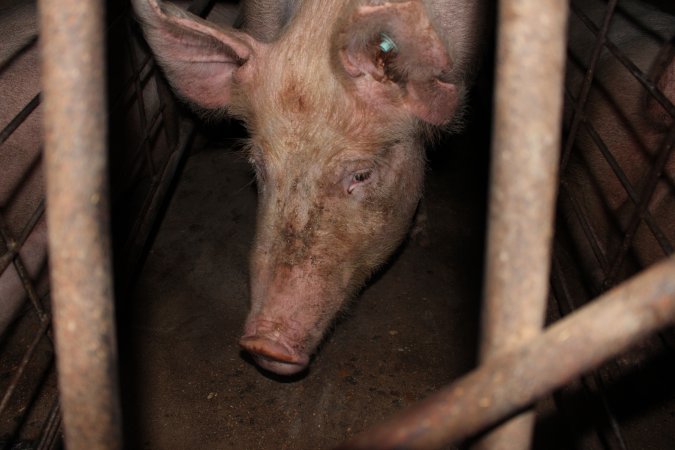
[1,0,673,449]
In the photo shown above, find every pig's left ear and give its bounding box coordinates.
[132,0,257,109]
[336,1,458,126]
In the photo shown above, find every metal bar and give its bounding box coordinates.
[474,1,568,449]
[124,19,157,179]
[560,183,609,280]
[550,255,628,449]
[560,0,618,172]
[0,94,41,146]
[0,320,50,418]
[122,121,196,291]
[0,207,49,322]
[109,53,153,113]
[37,397,63,450]
[124,103,166,191]
[338,255,675,450]
[37,0,123,448]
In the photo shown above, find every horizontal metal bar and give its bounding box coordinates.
[338,255,675,450]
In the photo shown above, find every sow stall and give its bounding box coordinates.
[0,0,673,449]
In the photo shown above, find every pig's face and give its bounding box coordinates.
[133,0,465,375]
[233,34,426,373]
[243,133,425,373]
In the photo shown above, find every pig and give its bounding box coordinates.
[132,0,486,375]
[562,0,675,287]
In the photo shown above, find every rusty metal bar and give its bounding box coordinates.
[474,1,568,449]
[38,0,122,448]
[338,255,675,450]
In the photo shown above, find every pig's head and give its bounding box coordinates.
[133,0,467,375]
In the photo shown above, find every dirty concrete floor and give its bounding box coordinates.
[119,122,488,449]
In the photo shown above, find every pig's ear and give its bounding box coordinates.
[132,0,256,109]
[337,1,458,126]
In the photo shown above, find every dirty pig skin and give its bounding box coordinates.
[133,0,486,375]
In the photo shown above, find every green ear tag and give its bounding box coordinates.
[379,33,397,53]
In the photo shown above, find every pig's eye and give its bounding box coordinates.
[348,170,372,194]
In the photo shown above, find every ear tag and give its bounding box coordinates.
[378,33,398,53]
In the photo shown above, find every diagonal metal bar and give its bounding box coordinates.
[338,255,675,450]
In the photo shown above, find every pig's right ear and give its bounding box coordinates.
[336,1,458,126]
[132,0,256,109]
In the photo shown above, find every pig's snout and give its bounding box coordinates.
[239,322,310,375]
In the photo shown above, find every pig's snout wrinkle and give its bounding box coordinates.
[239,335,310,376]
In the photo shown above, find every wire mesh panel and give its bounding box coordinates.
[559,0,674,293]
[0,1,55,446]
[0,0,191,446]
[551,0,675,448]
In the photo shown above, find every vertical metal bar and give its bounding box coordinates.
[475,1,568,449]
[338,255,675,449]
[37,0,123,449]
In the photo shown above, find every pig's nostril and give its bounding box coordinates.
[239,336,309,376]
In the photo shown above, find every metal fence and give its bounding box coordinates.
[0,0,673,449]
[0,0,193,446]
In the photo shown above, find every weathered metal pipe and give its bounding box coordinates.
[337,255,675,450]
[38,0,122,448]
[475,0,568,448]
